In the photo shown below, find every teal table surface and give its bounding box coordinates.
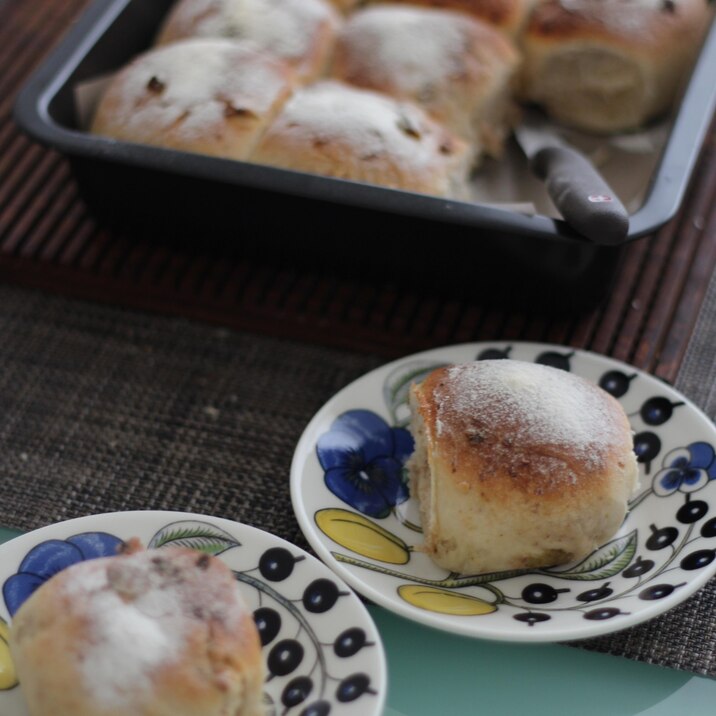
[0,526,713,715]
[369,606,716,716]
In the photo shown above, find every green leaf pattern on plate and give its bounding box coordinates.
[382,360,447,427]
[545,530,638,581]
[148,520,240,555]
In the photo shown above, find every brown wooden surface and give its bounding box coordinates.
[1,0,716,381]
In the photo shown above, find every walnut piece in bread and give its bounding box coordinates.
[10,543,264,716]
[251,80,475,198]
[332,4,521,156]
[155,0,341,82]
[91,39,295,161]
[520,0,715,133]
[408,360,639,574]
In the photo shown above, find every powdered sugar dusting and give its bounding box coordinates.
[114,39,289,141]
[556,0,678,34]
[60,558,181,708]
[339,6,470,92]
[58,549,247,709]
[268,81,454,166]
[168,0,337,60]
[434,360,623,472]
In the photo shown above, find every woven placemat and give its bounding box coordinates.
[0,281,715,677]
[571,269,716,675]
[0,284,382,546]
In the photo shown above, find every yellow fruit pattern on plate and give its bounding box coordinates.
[398,585,497,616]
[316,508,411,564]
[0,618,17,690]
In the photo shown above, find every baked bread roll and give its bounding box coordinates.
[156,0,340,82]
[251,80,475,197]
[332,5,521,156]
[365,0,537,37]
[91,39,294,161]
[408,360,639,574]
[520,0,715,133]
[10,542,264,716]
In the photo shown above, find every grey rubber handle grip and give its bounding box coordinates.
[531,146,630,245]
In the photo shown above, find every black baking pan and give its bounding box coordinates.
[12,0,716,300]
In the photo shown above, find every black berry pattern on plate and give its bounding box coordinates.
[513,612,551,626]
[633,431,661,472]
[260,547,305,581]
[583,607,626,620]
[637,397,685,426]
[521,583,569,604]
[680,549,715,570]
[622,557,655,578]
[576,583,613,602]
[534,350,574,371]
[599,370,636,398]
[676,499,709,524]
[334,628,371,657]
[477,346,512,360]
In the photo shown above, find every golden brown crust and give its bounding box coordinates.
[251,81,475,197]
[408,360,639,573]
[519,0,714,132]
[10,546,264,716]
[415,364,630,498]
[366,0,537,36]
[155,0,341,82]
[325,0,364,13]
[331,5,521,155]
[526,0,709,47]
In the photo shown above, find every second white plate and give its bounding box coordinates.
[290,342,716,642]
[0,511,386,716]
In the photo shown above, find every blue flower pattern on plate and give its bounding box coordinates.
[3,532,123,616]
[316,409,412,518]
[653,442,716,497]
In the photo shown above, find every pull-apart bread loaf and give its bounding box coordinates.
[366,0,538,37]
[155,0,340,82]
[91,39,294,160]
[10,543,264,716]
[332,5,521,156]
[408,360,639,574]
[252,80,475,198]
[520,0,714,133]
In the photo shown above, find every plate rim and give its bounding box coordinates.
[0,509,388,716]
[290,340,716,643]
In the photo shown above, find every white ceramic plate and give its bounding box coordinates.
[0,511,386,716]
[291,342,716,642]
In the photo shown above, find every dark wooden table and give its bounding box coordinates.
[1,0,715,381]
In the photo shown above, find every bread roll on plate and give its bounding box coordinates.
[408,360,639,574]
[251,80,475,198]
[91,39,294,161]
[156,0,340,82]
[332,4,521,156]
[366,0,537,37]
[10,543,264,716]
[520,0,715,133]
